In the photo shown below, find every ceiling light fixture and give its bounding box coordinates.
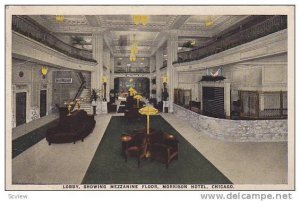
[55,15,65,23]
[205,16,214,27]
[133,15,148,26]
[129,34,138,62]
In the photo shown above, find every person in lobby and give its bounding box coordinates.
[91,89,98,116]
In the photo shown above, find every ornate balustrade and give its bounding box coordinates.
[115,67,150,73]
[174,15,287,64]
[12,16,97,63]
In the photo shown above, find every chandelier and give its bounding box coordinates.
[129,35,138,62]
[55,15,65,23]
[205,16,214,27]
[133,15,148,26]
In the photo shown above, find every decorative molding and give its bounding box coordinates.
[112,73,151,78]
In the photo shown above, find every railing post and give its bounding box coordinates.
[280,90,283,118]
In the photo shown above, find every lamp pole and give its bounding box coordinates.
[103,82,107,101]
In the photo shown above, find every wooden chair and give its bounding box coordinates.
[124,133,147,168]
[150,133,179,169]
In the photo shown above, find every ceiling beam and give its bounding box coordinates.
[169,15,191,29]
[150,32,168,56]
[112,40,157,47]
[103,31,118,56]
[85,15,101,27]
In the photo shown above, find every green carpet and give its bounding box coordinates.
[82,115,232,184]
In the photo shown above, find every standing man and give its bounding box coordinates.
[91,89,98,116]
[92,99,96,115]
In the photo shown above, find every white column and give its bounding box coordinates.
[91,33,104,91]
[103,50,111,101]
[199,83,203,111]
[167,31,178,112]
[173,70,179,89]
[110,56,115,90]
[149,56,155,98]
[194,83,199,101]
[155,48,163,102]
[224,80,231,118]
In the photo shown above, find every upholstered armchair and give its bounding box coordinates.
[150,133,179,169]
[124,133,147,168]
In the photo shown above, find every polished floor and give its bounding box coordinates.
[11,112,287,185]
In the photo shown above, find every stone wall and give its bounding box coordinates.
[173,104,287,142]
[12,58,55,126]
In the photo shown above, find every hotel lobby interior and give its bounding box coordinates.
[7,7,293,190]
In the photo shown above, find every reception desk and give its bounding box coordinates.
[173,104,287,142]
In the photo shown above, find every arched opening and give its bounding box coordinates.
[114,77,150,99]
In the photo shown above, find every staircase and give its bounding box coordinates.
[71,71,93,114]
[79,88,92,114]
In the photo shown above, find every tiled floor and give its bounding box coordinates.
[11,112,288,185]
[12,114,112,184]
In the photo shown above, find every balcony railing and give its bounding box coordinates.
[174,15,287,64]
[115,67,150,73]
[12,15,97,63]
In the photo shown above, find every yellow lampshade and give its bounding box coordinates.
[139,106,158,116]
[134,94,143,100]
[139,105,158,134]
[41,66,48,76]
[162,76,168,83]
[102,76,107,83]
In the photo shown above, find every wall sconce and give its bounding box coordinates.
[102,76,107,101]
[102,76,107,83]
[41,66,48,79]
[162,76,168,84]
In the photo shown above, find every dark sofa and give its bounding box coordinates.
[46,110,96,145]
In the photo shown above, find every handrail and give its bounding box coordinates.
[174,15,287,64]
[73,72,86,102]
[115,67,150,73]
[12,15,97,63]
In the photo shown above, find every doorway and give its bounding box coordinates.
[202,87,225,118]
[16,92,27,126]
[40,90,47,117]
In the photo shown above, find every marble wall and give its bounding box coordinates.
[173,104,287,142]
[52,71,82,106]
[12,58,54,126]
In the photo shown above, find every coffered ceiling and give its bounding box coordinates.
[28,15,249,58]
